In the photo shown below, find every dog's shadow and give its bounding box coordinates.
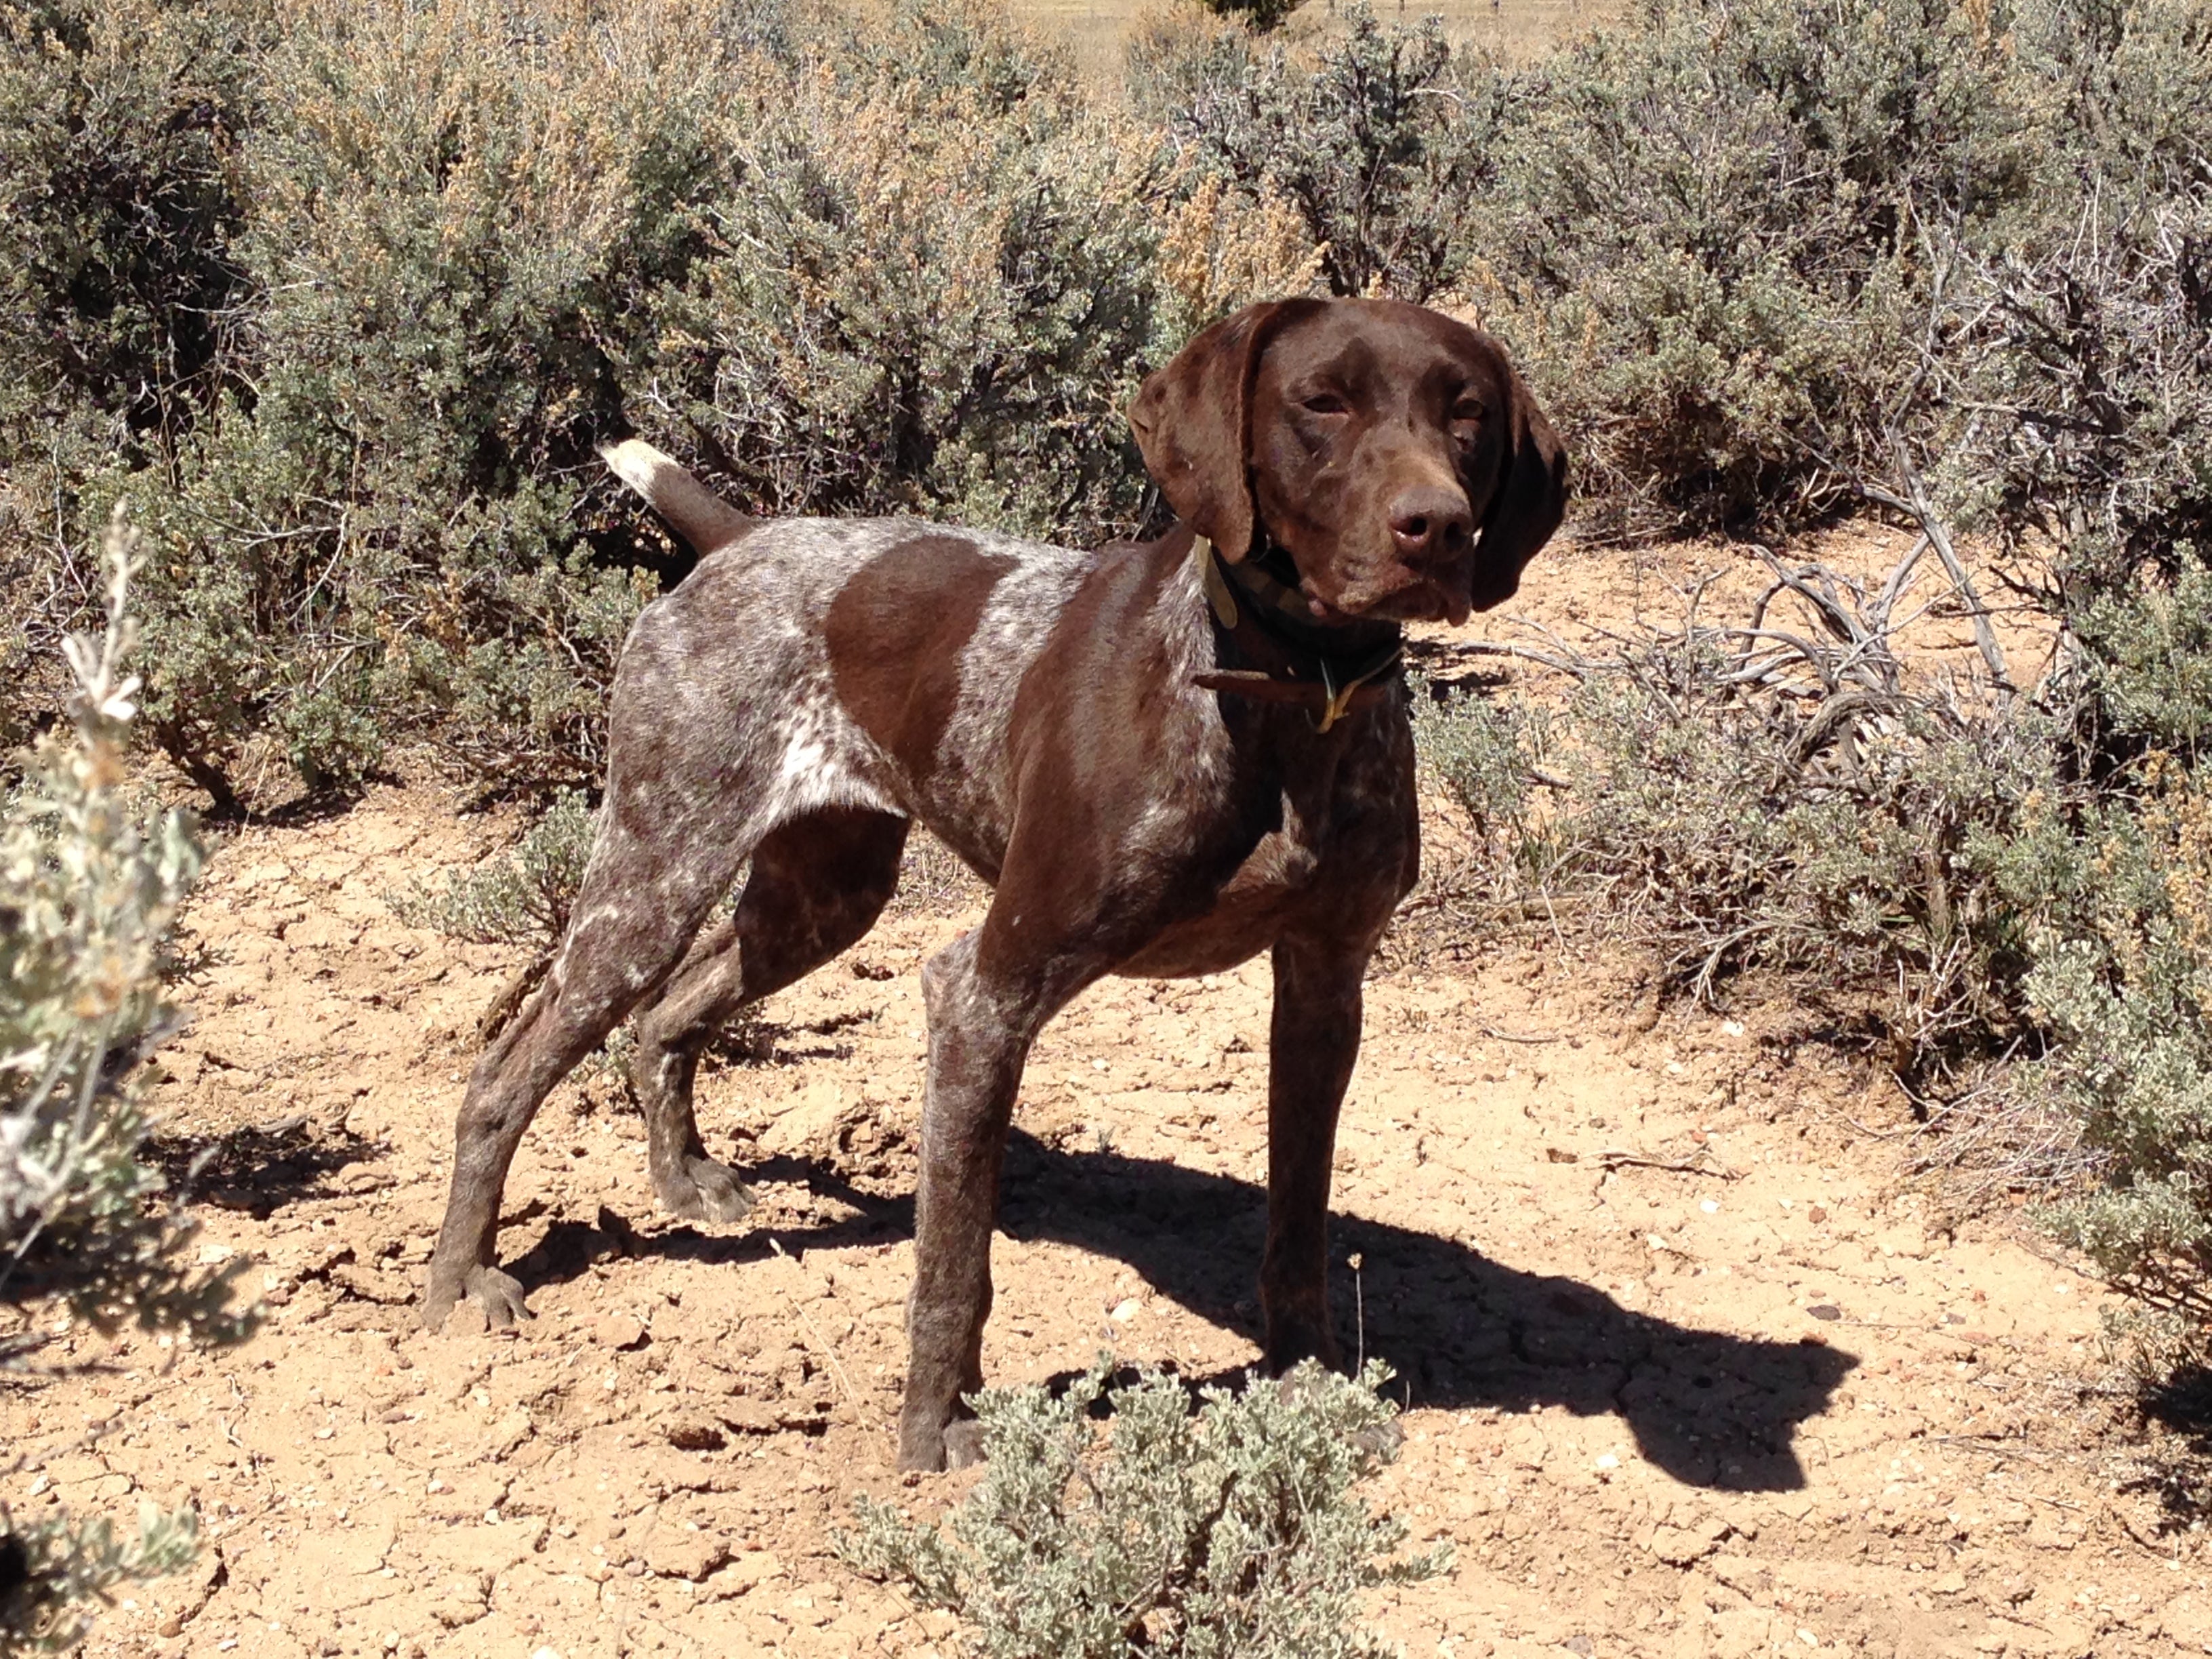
[508,1129,1855,1492]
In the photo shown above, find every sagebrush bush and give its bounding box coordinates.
[1464,0,2051,533]
[2008,769,2212,1349]
[3,0,1289,802]
[0,0,266,757]
[111,0,748,800]
[388,790,598,951]
[1939,188,2212,760]
[1160,7,1509,302]
[0,0,262,478]
[642,3,1172,541]
[838,1359,1443,1658]
[1,513,256,1653]
[1157,0,2200,538]
[1416,628,2077,1072]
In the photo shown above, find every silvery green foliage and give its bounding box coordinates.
[648,0,1169,548]
[1,512,249,1347]
[1,511,254,1652]
[1161,6,1506,304]
[1,1506,201,1658]
[2028,932,2212,1322]
[838,1359,1444,1658]
[388,789,597,951]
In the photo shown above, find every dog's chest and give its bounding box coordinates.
[1114,716,1418,979]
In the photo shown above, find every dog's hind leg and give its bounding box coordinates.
[632,805,909,1221]
[422,806,749,1332]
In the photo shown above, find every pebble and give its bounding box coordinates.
[593,1313,647,1349]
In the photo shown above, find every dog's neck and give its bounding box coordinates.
[1187,529,1404,733]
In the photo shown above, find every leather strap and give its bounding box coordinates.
[1188,535,1404,733]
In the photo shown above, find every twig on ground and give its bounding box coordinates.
[1595,1147,1741,1181]
[1478,1024,1568,1044]
[1927,1433,2053,1463]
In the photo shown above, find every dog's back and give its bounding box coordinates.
[605,471,1099,879]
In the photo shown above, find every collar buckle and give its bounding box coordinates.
[1189,531,1403,734]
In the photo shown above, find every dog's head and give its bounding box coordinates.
[1128,298,1567,625]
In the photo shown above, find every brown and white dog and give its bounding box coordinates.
[421,297,1567,1471]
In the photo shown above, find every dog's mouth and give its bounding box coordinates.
[1300,567,1471,628]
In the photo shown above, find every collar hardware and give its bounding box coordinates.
[1188,533,1403,734]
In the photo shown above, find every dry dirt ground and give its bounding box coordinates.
[8,529,2209,1659]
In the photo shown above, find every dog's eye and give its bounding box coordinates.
[1451,400,1486,425]
[1300,394,1349,416]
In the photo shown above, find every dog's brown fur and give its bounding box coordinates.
[421,298,1567,1471]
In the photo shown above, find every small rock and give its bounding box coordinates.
[594,1313,647,1350]
[1647,1519,1727,1566]
[718,1399,783,1435]
[647,1528,732,1582]
[665,1415,727,1452]
[703,1549,782,1601]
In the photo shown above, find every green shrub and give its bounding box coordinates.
[1,512,257,1653]
[1939,188,2212,759]
[0,0,266,759]
[110,0,754,800]
[1153,0,2198,539]
[1,1508,204,1659]
[388,789,598,951]
[1997,769,2212,1350]
[1414,558,2085,1073]
[1466,0,2057,535]
[1160,7,1509,302]
[1194,0,1303,37]
[1905,57,2212,1345]
[0,0,263,476]
[837,1358,1443,1658]
[643,0,1174,542]
[3,0,1290,799]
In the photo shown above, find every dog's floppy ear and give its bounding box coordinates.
[1472,363,1569,607]
[1129,301,1305,562]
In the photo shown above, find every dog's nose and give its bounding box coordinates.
[1389,487,1475,565]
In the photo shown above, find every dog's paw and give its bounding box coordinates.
[942,1418,988,1470]
[656,1154,757,1225]
[895,1411,986,1473]
[423,1263,531,1333]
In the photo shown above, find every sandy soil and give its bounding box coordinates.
[8,527,2205,1659]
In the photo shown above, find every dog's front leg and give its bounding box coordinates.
[898,929,1036,1472]
[1261,929,1373,1374]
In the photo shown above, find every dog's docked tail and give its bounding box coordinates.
[596,438,752,555]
